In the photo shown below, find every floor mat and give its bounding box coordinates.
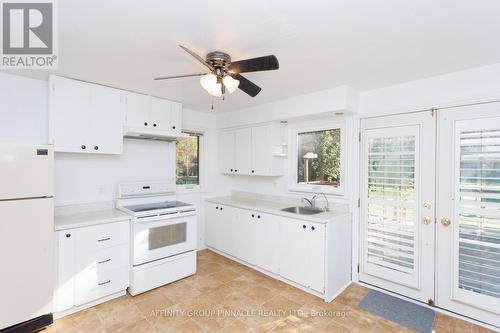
[358,290,436,333]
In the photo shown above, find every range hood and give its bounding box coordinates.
[123,126,189,142]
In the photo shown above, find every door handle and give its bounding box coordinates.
[423,217,432,225]
[441,218,451,227]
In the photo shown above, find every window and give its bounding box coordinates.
[176,132,200,186]
[290,122,345,194]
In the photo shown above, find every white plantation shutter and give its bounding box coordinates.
[458,129,500,299]
[366,135,417,274]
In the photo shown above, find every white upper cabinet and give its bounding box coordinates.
[218,123,285,176]
[170,102,182,132]
[124,92,151,128]
[150,97,172,130]
[50,76,124,154]
[89,85,124,154]
[234,128,252,175]
[219,131,235,174]
[50,77,90,153]
[124,94,183,134]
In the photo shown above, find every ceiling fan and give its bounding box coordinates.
[155,45,279,98]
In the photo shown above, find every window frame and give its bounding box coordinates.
[288,120,346,195]
[175,130,205,193]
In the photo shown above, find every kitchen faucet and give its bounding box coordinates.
[302,193,330,211]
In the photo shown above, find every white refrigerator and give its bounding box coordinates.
[0,144,54,332]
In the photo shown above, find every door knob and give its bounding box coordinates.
[423,217,432,225]
[441,218,451,227]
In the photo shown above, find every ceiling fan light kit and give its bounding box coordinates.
[155,45,279,103]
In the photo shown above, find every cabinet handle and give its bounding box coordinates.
[94,146,99,150]
[251,170,255,173]
[144,122,148,126]
[172,126,176,129]
[98,258,111,264]
[153,123,157,127]
[302,225,306,229]
[65,233,71,238]
[220,207,223,211]
[311,226,315,231]
[251,214,255,218]
[230,169,233,172]
[235,169,238,172]
[98,237,110,242]
[98,280,111,286]
[81,145,86,150]
[257,215,261,219]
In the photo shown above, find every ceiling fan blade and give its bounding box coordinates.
[178,45,214,71]
[229,55,279,74]
[233,73,261,97]
[154,73,207,80]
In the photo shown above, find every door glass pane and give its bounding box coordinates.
[366,135,416,274]
[149,223,187,250]
[458,129,500,298]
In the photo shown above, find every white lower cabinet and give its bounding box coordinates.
[54,220,130,315]
[205,201,350,300]
[279,220,325,293]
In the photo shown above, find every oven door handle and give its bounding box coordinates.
[135,210,196,223]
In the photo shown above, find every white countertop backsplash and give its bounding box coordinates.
[54,201,130,231]
[206,191,350,224]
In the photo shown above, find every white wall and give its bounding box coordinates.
[0,72,48,144]
[360,62,500,116]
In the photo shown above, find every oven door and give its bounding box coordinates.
[133,213,197,266]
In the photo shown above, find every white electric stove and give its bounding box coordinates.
[116,181,197,296]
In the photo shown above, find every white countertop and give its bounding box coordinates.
[206,195,350,224]
[54,202,131,231]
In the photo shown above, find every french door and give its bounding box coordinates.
[359,112,436,303]
[436,104,500,325]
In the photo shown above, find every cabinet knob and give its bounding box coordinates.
[144,122,148,126]
[94,146,99,150]
[220,207,223,211]
[81,145,86,150]
[153,123,157,127]
[172,126,176,129]
[257,215,261,219]
[251,170,255,173]
[302,225,306,229]
[66,233,71,238]
[251,214,255,218]
[216,206,219,210]
[235,169,238,172]
[230,169,233,172]
[311,226,315,231]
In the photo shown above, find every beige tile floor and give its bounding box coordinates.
[47,250,496,333]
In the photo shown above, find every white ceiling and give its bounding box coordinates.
[4,0,500,112]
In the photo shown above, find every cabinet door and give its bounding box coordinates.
[50,76,90,153]
[220,206,239,256]
[55,230,75,312]
[251,125,272,175]
[237,210,258,265]
[151,97,172,130]
[89,85,124,154]
[308,223,326,293]
[124,92,151,128]
[234,128,252,175]
[254,213,280,274]
[205,202,223,250]
[170,102,182,132]
[219,131,235,173]
[279,219,310,287]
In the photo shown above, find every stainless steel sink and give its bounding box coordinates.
[281,206,324,215]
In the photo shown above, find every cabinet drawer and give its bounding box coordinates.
[76,221,129,252]
[76,243,129,273]
[75,266,129,306]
